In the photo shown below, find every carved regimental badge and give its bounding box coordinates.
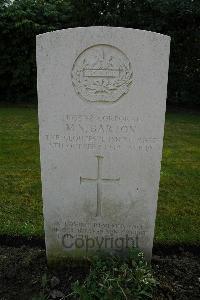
[71,44,133,103]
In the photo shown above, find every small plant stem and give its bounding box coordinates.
[117,281,127,300]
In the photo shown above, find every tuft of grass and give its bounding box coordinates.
[70,248,156,300]
[32,248,156,300]
[0,106,199,244]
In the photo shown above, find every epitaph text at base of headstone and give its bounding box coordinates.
[37,27,170,262]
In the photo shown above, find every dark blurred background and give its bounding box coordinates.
[0,0,199,106]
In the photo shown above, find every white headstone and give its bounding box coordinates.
[36,27,170,263]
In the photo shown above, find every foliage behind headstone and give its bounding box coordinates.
[0,0,199,105]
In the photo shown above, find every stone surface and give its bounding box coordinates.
[36,26,170,262]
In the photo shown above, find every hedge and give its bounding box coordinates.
[0,0,199,105]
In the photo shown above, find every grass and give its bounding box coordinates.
[156,109,200,244]
[0,106,199,244]
[0,106,42,236]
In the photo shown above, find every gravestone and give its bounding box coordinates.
[36,27,170,263]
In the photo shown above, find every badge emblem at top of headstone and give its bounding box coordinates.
[71,44,133,103]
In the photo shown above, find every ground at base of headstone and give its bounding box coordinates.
[0,245,199,300]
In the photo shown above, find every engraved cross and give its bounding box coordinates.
[80,156,120,217]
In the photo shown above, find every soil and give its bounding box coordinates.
[0,244,199,300]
